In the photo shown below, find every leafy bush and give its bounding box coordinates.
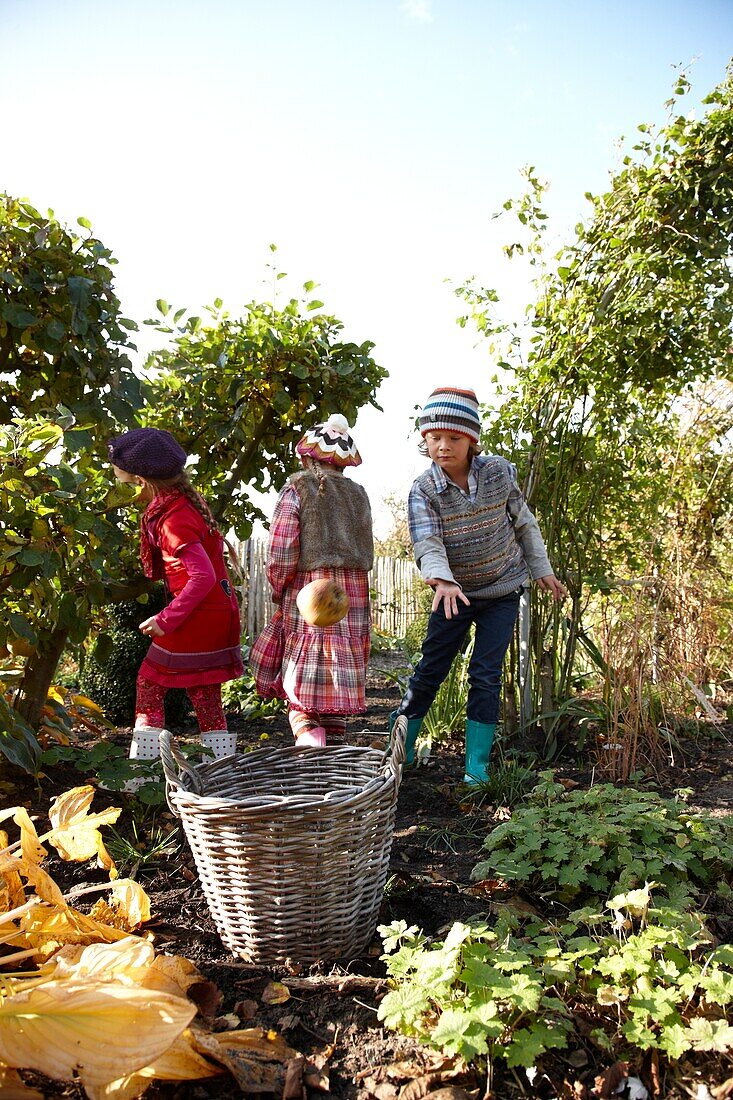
[80,594,190,728]
[378,885,733,1071]
[221,667,284,720]
[402,616,429,662]
[378,919,573,1069]
[472,772,733,904]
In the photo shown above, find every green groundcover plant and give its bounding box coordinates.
[471,772,733,905]
[378,885,733,1071]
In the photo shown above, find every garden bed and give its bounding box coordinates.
[8,653,733,1099]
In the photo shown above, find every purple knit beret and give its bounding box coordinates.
[108,428,187,479]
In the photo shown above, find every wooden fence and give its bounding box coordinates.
[231,539,425,640]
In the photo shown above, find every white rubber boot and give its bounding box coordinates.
[201,729,237,759]
[125,726,164,792]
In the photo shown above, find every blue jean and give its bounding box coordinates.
[399,589,521,726]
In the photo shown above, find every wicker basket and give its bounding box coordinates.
[160,718,406,965]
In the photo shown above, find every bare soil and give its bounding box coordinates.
[9,651,733,1099]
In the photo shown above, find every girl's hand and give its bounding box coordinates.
[536,574,568,601]
[427,580,470,620]
[139,616,164,638]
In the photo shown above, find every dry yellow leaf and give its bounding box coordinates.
[89,879,151,931]
[107,878,151,927]
[87,1029,223,1100]
[43,936,155,982]
[71,694,105,716]
[0,979,196,1092]
[0,829,25,913]
[11,807,47,869]
[15,899,133,962]
[47,786,120,876]
[140,1027,224,1080]
[9,857,65,909]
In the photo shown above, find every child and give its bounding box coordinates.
[108,428,244,780]
[395,387,567,782]
[250,414,373,746]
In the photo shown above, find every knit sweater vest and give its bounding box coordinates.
[414,457,530,598]
[291,471,374,572]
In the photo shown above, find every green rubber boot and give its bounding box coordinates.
[389,710,423,766]
[464,720,496,784]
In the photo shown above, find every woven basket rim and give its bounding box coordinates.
[167,765,395,817]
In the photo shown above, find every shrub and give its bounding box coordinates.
[378,885,733,1072]
[80,593,190,728]
[472,772,733,905]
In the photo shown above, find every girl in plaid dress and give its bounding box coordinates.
[250,415,373,747]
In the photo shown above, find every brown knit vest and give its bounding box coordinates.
[291,471,374,571]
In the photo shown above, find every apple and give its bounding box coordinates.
[296,579,350,627]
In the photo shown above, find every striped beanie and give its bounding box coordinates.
[419,387,481,443]
[296,413,362,468]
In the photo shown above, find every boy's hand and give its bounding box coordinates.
[139,616,164,638]
[536,574,568,601]
[427,580,471,620]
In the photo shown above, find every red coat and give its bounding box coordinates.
[138,495,243,689]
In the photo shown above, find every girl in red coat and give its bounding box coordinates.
[109,428,243,778]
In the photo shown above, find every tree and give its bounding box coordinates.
[142,282,387,536]
[1,207,386,744]
[456,64,733,757]
[0,196,145,738]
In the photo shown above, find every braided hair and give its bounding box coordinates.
[301,455,344,495]
[141,471,219,534]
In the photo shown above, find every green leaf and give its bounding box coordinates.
[430,1006,492,1058]
[8,613,38,645]
[685,1016,733,1052]
[156,299,170,316]
[1,302,39,328]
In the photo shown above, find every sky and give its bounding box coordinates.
[1,0,732,536]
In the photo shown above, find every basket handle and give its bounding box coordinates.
[159,730,204,812]
[386,714,407,776]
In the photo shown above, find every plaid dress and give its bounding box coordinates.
[249,484,371,715]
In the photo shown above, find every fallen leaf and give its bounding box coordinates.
[712,1079,733,1100]
[283,1053,306,1098]
[47,786,120,875]
[145,953,221,1017]
[465,878,512,898]
[235,998,259,1021]
[262,980,291,1005]
[216,1013,242,1029]
[594,1061,629,1099]
[304,1041,336,1091]
[192,1026,299,1094]
[0,979,196,1092]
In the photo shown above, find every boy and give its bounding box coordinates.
[395,387,566,782]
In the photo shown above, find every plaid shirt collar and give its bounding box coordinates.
[430,456,482,499]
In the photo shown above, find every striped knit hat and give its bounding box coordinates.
[296,413,362,468]
[419,387,481,443]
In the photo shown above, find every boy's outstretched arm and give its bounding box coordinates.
[425,578,471,619]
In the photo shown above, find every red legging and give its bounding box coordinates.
[135,675,226,732]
